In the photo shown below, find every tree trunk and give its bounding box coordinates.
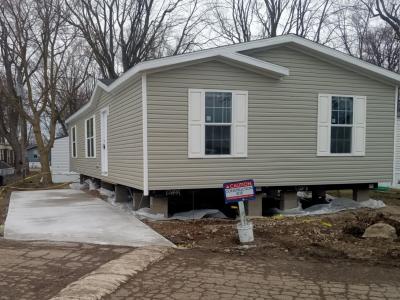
[39,150,52,185]
[20,115,28,177]
[13,143,23,175]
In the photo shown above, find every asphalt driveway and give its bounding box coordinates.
[4,189,173,247]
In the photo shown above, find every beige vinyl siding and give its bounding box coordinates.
[70,75,143,189]
[147,46,395,190]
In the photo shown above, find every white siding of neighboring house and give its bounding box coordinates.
[51,137,79,183]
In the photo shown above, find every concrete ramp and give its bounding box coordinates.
[4,189,174,247]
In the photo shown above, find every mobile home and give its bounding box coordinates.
[66,35,400,216]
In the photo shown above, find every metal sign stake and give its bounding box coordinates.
[238,201,247,226]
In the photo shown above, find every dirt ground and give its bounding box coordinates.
[145,195,400,268]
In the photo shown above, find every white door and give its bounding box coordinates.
[100,108,109,176]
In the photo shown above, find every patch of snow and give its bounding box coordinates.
[85,179,98,191]
[297,191,312,199]
[359,199,386,209]
[69,182,88,190]
[280,198,385,216]
[134,208,166,221]
[133,208,228,221]
[99,187,115,201]
[170,209,227,220]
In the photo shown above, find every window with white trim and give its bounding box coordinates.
[205,92,232,155]
[317,94,366,156]
[71,125,77,158]
[188,89,248,158]
[85,116,96,158]
[330,96,353,153]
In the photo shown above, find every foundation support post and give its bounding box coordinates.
[115,185,130,203]
[247,193,263,216]
[280,190,298,210]
[132,191,150,210]
[150,195,168,217]
[353,186,370,202]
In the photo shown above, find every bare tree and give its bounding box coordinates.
[66,0,204,79]
[364,25,400,72]
[211,0,255,43]
[336,2,372,59]
[210,0,334,44]
[0,0,77,184]
[0,10,29,175]
[363,0,400,38]
[335,1,399,73]
[52,42,95,136]
[255,0,293,37]
[0,78,27,175]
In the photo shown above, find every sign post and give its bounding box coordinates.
[223,179,256,243]
[238,201,247,226]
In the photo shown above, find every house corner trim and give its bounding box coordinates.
[393,85,399,186]
[142,73,149,196]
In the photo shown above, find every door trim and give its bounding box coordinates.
[100,106,109,176]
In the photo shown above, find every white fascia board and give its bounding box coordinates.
[221,52,289,77]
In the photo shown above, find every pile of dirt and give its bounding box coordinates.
[145,208,400,267]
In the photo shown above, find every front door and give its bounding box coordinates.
[100,108,109,176]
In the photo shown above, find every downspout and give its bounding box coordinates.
[142,73,149,196]
[393,85,399,187]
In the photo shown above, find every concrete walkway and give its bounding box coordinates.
[4,189,173,247]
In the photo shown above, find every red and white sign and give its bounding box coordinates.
[223,179,256,203]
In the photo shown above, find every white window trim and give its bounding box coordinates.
[85,115,96,159]
[188,89,248,159]
[71,125,77,158]
[318,93,366,157]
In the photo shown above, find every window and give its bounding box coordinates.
[330,96,353,153]
[205,92,232,155]
[71,125,77,158]
[85,116,96,158]
[317,94,366,156]
[188,89,248,158]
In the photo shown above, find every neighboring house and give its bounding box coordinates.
[0,137,14,166]
[66,34,400,216]
[26,145,42,168]
[51,136,79,183]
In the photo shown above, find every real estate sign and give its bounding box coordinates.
[223,179,256,204]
